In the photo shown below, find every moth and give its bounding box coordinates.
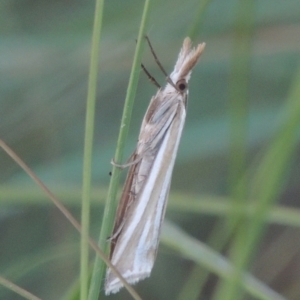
[105,37,205,295]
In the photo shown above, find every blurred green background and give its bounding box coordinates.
[1,0,300,299]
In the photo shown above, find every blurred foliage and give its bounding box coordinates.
[0,0,300,299]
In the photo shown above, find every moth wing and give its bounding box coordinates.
[109,152,139,255]
[109,93,171,250]
[109,91,178,247]
[105,97,186,294]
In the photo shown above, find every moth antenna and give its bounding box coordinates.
[144,36,168,77]
[135,38,161,88]
[144,35,176,89]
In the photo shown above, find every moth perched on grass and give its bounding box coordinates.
[105,37,205,294]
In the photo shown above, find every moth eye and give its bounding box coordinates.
[176,79,188,92]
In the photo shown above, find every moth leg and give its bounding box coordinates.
[111,155,142,169]
[144,35,177,90]
[107,218,126,241]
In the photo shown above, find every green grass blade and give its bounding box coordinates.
[81,0,105,299]
[214,0,256,299]
[88,1,153,299]
[163,221,286,300]
[215,59,300,300]
[187,0,212,39]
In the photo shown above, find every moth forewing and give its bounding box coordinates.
[105,99,186,294]
[105,37,205,295]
